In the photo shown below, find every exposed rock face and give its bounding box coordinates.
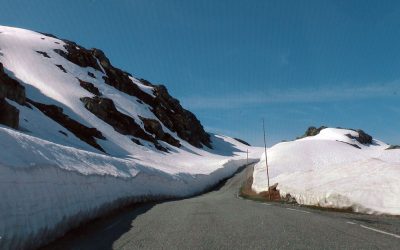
[345,129,373,145]
[27,99,106,152]
[0,98,19,129]
[140,117,181,147]
[152,85,212,148]
[0,62,26,129]
[299,126,373,145]
[35,51,50,58]
[77,78,101,96]
[80,96,167,151]
[91,49,211,149]
[0,63,26,105]
[54,41,103,72]
[297,126,327,139]
[387,145,400,150]
[52,37,211,149]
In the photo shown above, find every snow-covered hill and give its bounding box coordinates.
[0,26,262,249]
[253,127,400,215]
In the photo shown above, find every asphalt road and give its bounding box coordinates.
[44,164,400,250]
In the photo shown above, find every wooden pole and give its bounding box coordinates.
[263,118,271,200]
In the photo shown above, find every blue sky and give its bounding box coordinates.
[1,0,399,145]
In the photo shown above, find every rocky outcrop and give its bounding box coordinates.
[151,85,212,149]
[80,96,168,151]
[91,49,211,149]
[54,40,103,72]
[77,78,101,96]
[140,117,181,147]
[35,51,50,58]
[298,126,373,145]
[0,62,28,129]
[51,35,211,149]
[387,145,400,150]
[0,98,19,129]
[27,99,106,152]
[297,126,327,139]
[345,129,372,145]
[0,62,26,105]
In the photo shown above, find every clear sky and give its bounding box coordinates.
[1,0,399,146]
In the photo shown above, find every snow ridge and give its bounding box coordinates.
[252,127,400,215]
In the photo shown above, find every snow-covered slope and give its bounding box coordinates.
[0,26,262,249]
[253,127,400,215]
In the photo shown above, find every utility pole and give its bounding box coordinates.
[263,118,271,200]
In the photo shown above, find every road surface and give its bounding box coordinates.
[43,164,400,249]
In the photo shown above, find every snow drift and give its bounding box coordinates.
[252,127,400,215]
[0,25,262,249]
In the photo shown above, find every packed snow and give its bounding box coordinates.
[252,128,400,215]
[0,26,263,249]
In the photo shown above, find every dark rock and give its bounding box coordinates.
[336,140,361,149]
[131,138,142,146]
[0,98,19,129]
[77,78,101,96]
[35,51,50,58]
[386,145,400,150]
[59,130,68,136]
[54,41,103,72]
[87,72,96,78]
[55,64,67,73]
[140,117,181,147]
[80,96,168,151]
[298,126,327,139]
[234,138,250,146]
[91,50,211,148]
[0,63,26,105]
[152,85,212,148]
[345,129,373,145]
[50,41,211,149]
[28,98,106,152]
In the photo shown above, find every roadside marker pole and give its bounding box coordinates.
[262,118,271,200]
[246,149,248,165]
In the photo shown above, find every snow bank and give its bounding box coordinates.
[0,126,261,249]
[0,25,264,249]
[252,128,400,215]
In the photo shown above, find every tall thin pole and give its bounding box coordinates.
[246,149,248,165]
[263,118,271,200]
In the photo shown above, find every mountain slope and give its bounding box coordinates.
[253,127,400,215]
[0,26,262,249]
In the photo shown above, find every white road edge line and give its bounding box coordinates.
[286,208,311,214]
[359,224,400,239]
[346,221,357,225]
